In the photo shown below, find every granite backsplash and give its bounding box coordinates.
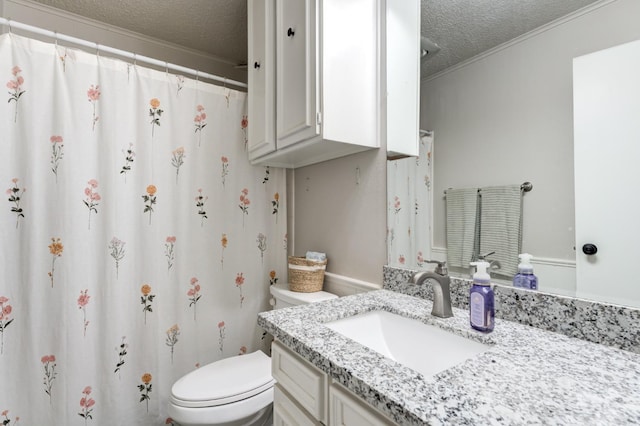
[383,265,640,354]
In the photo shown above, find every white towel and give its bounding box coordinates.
[305,251,326,262]
[445,188,479,268]
[479,185,523,277]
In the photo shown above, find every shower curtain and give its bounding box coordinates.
[0,33,286,425]
[387,133,434,268]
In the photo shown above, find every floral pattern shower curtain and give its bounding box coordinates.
[0,34,286,425]
[387,133,434,268]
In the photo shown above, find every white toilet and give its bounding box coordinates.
[167,283,338,426]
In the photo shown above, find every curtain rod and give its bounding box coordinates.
[0,17,248,89]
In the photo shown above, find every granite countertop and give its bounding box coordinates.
[257,289,640,425]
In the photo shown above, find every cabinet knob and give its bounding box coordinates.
[287,27,295,37]
[582,243,598,255]
[254,61,261,69]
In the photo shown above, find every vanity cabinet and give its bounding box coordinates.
[272,340,329,422]
[329,382,394,426]
[271,341,394,426]
[274,385,322,426]
[247,0,419,168]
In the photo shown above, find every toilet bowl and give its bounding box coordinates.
[168,350,274,426]
[167,283,338,426]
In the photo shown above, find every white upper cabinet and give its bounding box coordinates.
[248,0,419,168]
[386,0,420,158]
[247,0,276,159]
[276,0,319,149]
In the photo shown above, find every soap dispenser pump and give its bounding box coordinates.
[513,253,538,290]
[469,261,494,333]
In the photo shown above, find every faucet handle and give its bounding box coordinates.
[477,251,496,260]
[423,260,448,275]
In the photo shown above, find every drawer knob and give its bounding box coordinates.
[254,61,261,69]
[287,27,295,37]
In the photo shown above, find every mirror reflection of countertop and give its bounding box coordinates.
[258,290,640,425]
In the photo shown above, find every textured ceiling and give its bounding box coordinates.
[29,0,249,65]
[29,0,600,77]
[420,0,600,77]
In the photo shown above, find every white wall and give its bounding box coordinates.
[422,0,640,293]
[292,148,388,285]
[0,0,246,83]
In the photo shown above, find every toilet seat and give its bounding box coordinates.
[170,350,275,408]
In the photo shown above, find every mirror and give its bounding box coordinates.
[387,0,640,306]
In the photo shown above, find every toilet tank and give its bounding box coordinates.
[269,283,338,309]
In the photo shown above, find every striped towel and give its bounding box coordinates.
[479,185,523,277]
[445,188,479,268]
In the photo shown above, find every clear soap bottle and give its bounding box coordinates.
[513,253,538,290]
[469,261,494,333]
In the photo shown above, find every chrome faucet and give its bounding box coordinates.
[411,260,453,318]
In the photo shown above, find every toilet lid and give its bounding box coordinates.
[170,350,275,408]
[270,283,339,305]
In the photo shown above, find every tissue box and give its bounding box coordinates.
[287,256,328,292]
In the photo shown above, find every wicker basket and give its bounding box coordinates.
[288,256,327,293]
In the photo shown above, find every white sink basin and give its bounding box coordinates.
[325,310,490,377]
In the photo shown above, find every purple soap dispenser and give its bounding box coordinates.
[469,261,494,333]
[513,253,539,290]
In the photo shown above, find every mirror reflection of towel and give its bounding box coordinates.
[479,185,523,277]
[445,188,479,268]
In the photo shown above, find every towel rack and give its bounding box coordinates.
[520,181,533,192]
[444,181,533,194]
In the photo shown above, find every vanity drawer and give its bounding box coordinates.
[274,384,322,426]
[330,382,395,426]
[272,341,328,423]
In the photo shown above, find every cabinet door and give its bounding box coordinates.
[276,0,319,148]
[330,383,395,426]
[248,0,276,160]
[273,384,322,426]
[386,0,420,158]
[272,341,328,423]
